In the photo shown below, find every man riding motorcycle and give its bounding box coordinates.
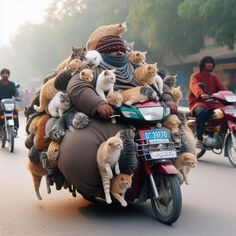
[0,68,19,136]
[58,36,178,200]
[188,56,227,149]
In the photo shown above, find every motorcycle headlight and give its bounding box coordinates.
[3,103,15,112]
[139,106,170,121]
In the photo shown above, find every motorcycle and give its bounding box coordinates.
[0,98,17,153]
[187,83,236,167]
[93,101,182,225]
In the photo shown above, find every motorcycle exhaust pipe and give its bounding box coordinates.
[149,173,159,200]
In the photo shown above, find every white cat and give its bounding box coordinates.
[82,50,103,68]
[155,74,164,94]
[48,92,71,117]
[96,69,116,101]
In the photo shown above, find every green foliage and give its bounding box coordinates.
[179,0,236,49]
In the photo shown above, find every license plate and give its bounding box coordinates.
[144,129,170,143]
[150,150,177,160]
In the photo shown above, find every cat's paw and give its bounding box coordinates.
[121,201,128,207]
[124,101,132,106]
[105,195,112,204]
[115,165,120,175]
[107,170,113,179]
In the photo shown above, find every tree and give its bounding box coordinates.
[179,0,236,49]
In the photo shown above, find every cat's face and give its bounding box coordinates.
[163,75,177,87]
[118,174,133,189]
[146,63,158,77]
[125,41,134,52]
[67,59,82,74]
[80,69,94,82]
[107,91,123,107]
[134,51,146,63]
[71,46,86,60]
[59,93,71,107]
[108,132,123,150]
[118,21,128,34]
[183,154,197,168]
[103,69,116,84]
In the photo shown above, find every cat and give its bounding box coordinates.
[43,70,58,84]
[55,46,86,73]
[121,86,158,106]
[34,114,51,150]
[28,146,41,165]
[124,40,134,52]
[174,152,197,185]
[163,74,177,88]
[171,86,182,105]
[25,133,34,150]
[47,141,60,162]
[79,68,94,82]
[82,50,103,68]
[27,114,42,135]
[66,111,90,132]
[34,59,82,114]
[128,51,147,66]
[107,91,123,107]
[27,160,46,200]
[97,132,123,204]
[111,173,133,207]
[162,114,181,143]
[44,117,66,142]
[134,63,159,91]
[24,90,40,120]
[96,69,116,101]
[48,92,71,117]
[86,22,127,50]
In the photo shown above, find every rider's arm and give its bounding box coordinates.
[189,73,204,98]
[67,73,107,116]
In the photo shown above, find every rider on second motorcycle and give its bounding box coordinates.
[0,68,20,136]
[188,56,227,149]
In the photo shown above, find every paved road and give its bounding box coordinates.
[0,116,236,236]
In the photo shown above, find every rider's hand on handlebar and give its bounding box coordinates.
[97,104,113,119]
[200,94,210,100]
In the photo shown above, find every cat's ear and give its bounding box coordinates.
[72,46,76,51]
[120,21,127,27]
[153,62,157,67]
[143,51,147,55]
[174,74,178,79]
[111,68,116,73]
[104,69,109,76]
[115,132,121,138]
[176,85,181,90]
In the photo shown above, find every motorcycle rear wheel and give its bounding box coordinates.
[226,132,236,168]
[8,126,14,153]
[151,174,182,225]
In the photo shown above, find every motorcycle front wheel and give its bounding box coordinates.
[151,174,182,225]
[226,132,236,168]
[7,126,14,153]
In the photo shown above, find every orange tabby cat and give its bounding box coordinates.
[79,68,94,82]
[134,63,158,90]
[34,114,50,150]
[121,86,158,106]
[174,152,197,185]
[34,59,82,113]
[86,22,127,50]
[162,114,181,143]
[56,46,86,73]
[111,173,133,207]
[27,160,46,200]
[128,51,147,66]
[47,141,60,162]
[28,115,42,134]
[170,86,182,105]
[107,91,123,107]
[97,132,123,204]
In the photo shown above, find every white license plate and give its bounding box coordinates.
[150,150,177,160]
[7,119,14,126]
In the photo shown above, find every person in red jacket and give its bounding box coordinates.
[188,56,227,148]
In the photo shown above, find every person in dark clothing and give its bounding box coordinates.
[0,68,19,133]
[188,56,227,149]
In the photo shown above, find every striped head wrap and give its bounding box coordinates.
[95,36,126,54]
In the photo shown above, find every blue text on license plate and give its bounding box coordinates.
[144,129,169,143]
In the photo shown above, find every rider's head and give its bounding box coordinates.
[199,56,215,72]
[95,36,126,56]
[0,68,10,80]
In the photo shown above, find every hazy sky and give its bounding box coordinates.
[0,0,50,46]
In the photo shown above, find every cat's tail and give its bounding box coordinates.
[27,160,46,200]
[34,104,45,113]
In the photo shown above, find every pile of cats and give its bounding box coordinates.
[25,21,196,204]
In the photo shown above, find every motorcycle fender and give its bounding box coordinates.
[7,119,14,126]
[155,162,179,174]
